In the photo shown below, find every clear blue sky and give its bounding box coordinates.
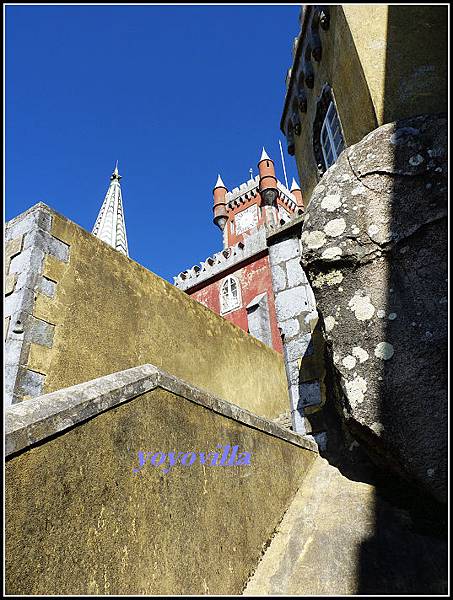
[6,4,301,282]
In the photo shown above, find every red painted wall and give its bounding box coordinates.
[189,254,283,354]
[226,197,267,247]
[224,195,297,248]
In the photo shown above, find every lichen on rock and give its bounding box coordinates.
[300,114,447,504]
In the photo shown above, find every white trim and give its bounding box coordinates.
[220,275,242,315]
[320,101,344,170]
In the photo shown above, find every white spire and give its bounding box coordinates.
[92,163,129,257]
[290,177,301,191]
[214,174,226,189]
[260,147,271,162]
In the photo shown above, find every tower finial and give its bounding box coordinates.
[290,177,304,211]
[290,177,301,191]
[260,147,271,162]
[214,174,227,190]
[111,160,121,181]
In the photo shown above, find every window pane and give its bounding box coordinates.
[330,123,340,137]
[326,102,334,121]
[333,130,342,146]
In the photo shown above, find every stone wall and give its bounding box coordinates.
[4,203,289,420]
[344,5,448,125]
[267,219,326,437]
[5,365,317,595]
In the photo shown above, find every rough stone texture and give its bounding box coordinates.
[273,410,292,430]
[6,367,317,595]
[300,114,447,503]
[243,456,447,595]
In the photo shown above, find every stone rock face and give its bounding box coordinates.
[300,114,447,503]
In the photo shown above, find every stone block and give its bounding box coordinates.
[297,381,321,408]
[270,238,299,264]
[5,205,51,242]
[280,318,300,340]
[5,273,17,296]
[275,286,307,320]
[38,277,57,298]
[271,264,286,292]
[5,235,23,271]
[285,334,313,361]
[17,369,45,399]
[286,258,308,287]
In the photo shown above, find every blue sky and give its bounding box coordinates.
[6,4,300,282]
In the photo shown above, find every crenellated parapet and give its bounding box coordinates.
[225,176,259,208]
[223,175,298,212]
[174,228,268,291]
[177,147,305,291]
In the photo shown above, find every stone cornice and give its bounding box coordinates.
[5,364,319,457]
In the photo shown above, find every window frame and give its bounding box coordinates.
[320,100,344,169]
[312,85,346,178]
[219,275,242,315]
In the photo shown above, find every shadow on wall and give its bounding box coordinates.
[355,7,448,593]
[299,7,448,592]
[382,5,448,124]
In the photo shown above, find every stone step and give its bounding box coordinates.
[243,456,447,595]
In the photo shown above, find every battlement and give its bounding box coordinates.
[173,202,304,292]
[224,175,298,212]
[174,228,268,291]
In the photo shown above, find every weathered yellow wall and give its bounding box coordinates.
[293,5,447,203]
[294,6,378,202]
[25,208,289,419]
[6,386,316,595]
[344,5,448,125]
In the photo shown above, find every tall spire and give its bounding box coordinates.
[92,162,129,257]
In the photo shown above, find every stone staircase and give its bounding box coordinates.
[243,456,447,595]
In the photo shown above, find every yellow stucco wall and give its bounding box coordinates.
[294,6,378,202]
[6,386,317,595]
[292,5,447,203]
[344,5,448,125]
[27,208,289,419]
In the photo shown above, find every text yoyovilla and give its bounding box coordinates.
[133,444,251,475]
